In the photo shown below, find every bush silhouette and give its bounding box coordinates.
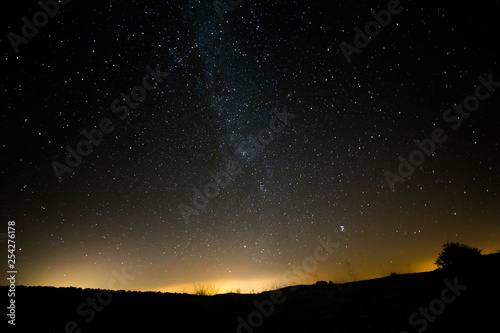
[435,242,482,269]
[193,282,219,296]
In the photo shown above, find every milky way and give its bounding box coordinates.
[1,0,499,293]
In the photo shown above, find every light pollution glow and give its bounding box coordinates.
[17,255,446,294]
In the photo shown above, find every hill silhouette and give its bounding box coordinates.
[4,253,499,333]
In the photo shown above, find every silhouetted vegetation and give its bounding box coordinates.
[435,242,482,269]
[193,282,219,296]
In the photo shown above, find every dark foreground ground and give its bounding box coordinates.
[3,253,499,333]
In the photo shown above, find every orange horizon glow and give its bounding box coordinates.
[11,262,441,294]
[11,248,499,293]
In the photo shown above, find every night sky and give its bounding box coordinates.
[1,0,499,294]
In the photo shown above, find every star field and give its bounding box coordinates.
[1,0,499,293]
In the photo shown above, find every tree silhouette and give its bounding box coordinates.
[435,242,482,269]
